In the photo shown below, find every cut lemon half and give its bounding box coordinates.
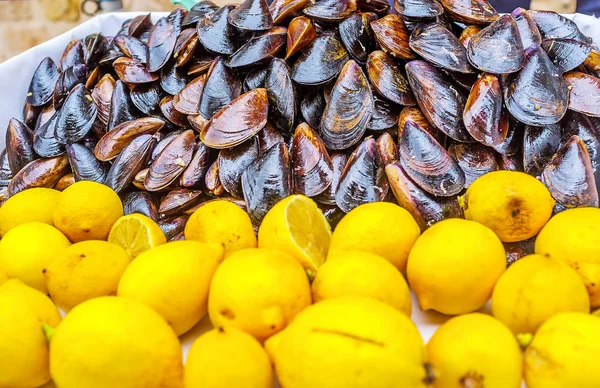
[258,195,332,277]
[108,214,167,258]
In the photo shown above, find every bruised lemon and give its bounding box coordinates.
[535,207,600,309]
[0,279,62,388]
[0,222,71,293]
[427,313,522,388]
[407,219,506,315]
[108,214,167,258]
[328,202,420,273]
[53,181,123,242]
[44,241,131,311]
[461,171,554,242]
[258,195,331,276]
[118,241,224,336]
[312,250,411,316]
[185,327,273,388]
[0,188,60,236]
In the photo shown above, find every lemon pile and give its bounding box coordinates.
[0,171,598,388]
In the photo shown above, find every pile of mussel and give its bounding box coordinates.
[3,0,600,247]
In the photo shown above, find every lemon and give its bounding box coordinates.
[185,327,273,388]
[118,241,224,336]
[593,309,600,317]
[427,313,522,388]
[44,241,131,311]
[108,214,167,258]
[312,250,411,316]
[185,200,256,256]
[53,181,123,242]
[0,222,71,293]
[535,207,600,308]
[460,171,555,242]
[265,297,429,388]
[328,202,420,273]
[524,312,600,388]
[49,296,184,388]
[258,195,332,276]
[0,279,62,388]
[407,218,506,315]
[492,253,590,337]
[0,269,8,286]
[0,188,61,236]
[208,248,312,341]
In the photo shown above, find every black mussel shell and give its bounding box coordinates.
[291,123,334,197]
[366,50,416,106]
[448,142,498,187]
[338,13,376,66]
[160,60,191,95]
[27,57,59,107]
[320,60,374,150]
[504,238,535,266]
[167,8,187,35]
[399,120,465,196]
[85,66,101,90]
[219,138,259,198]
[66,143,108,184]
[35,104,56,131]
[95,117,164,161]
[528,10,592,44]
[92,74,115,125]
[59,39,84,71]
[542,38,592,74]
[182,1,219,28]
[113,34,148,64]
[523,123,561,176]
[257,122,285,153]
[244,68,268,92]
[394,0,443,22]
[564,72,600,117]
[458,25,481,48]
[188,55,215,76]
[304,0,357,23]
[511,8,541,50]
[205,159,225,196]
[145,130,196,191]
[270,0,310,25]
[376,132,397,165]
[198,5,238,56]
[406,60,472,142]
[98,48,124,67]
[493,119,524,156]
[265,58,296,135]
[160,95,190,127]
[151,130,183,162]
[174,74,207,115]
[368,96,400,132]
[0,150,13,187]
[123,191,159,221]
[158,214,189,239]
[128,14,153,38]
[83,33,108,69]
[398,106,446,145]
[562,111,600,192]
[300,89,326,129]
[173,29,199,68]
[106,134,156,193]
[108,80,141,131]
[113,57,159,84]
[505,46,568,126]
[356,0,389,15]
[314,152,348,205]
[370,14,415,60]
[410,22,474,74]
[131,83,162,115]
[8,155,70,196]
[147,17,177,73]
[199,57,242,120]
[55,84,97,145]
[448,70,479,92]
[241,141,292,226]
[23,102,41,130]
[286,16,317,60]
[292,31,349,86]
[159,188,204,217]
[33,112,64,158]
[438,0,498,24]
[226,27,287,70]
[229,0,273,31]
[180,142,212,188]
[6,118,35,174]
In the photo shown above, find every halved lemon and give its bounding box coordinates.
[258,195,332,277]
[108,214,167,258]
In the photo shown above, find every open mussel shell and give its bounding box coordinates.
[199,57,242,120]
[27,57,59,107]
[182,1,219,28]
[95,117,165,161]
[399,120,465,196]
[314,152,348,205]
[376,132,397,165]
[291,123,334,197]
[286,16,316,59]
[265,58,296,135]
[542,38,592,74]
[505,46,569,126]
[511,8,541,50]
[108,80,141,131]
[55,84,97,145]
[270,0,310,25]
[228,0,273,31]
[321,60,374,150]
[130,83,162,115]
[8,155,70,196]
[386,162,463,231]
[338,13,376,66]
[300,89,325,129]
[564,72,600,117]
[180,143,211,188]
[158,214,190,239]
[106,134,156,193]
[205,159,225,196]
[410,23,474,74]
[198,5,238,56]
[243,68,268,92]
[145,130,196,192]
[370,14,415,60]
[59,39,84,71]
[583,50,600,78]
[6,119,35,175]
[562,111,600,192]
[161,59,191,95]
[188,55,218,77]
[304,0,356,23]
[133,168,150,190]
[123,191,159,221]
[394,0,443,22]
[368,96,400,132]
[528,10,592,44]
[159,188,204,217]
[53,64,87,110]
[542,135,599,209]
[160,95,190,127]
[438,0,498,24]
[218,138,259,198]
[458,25,481,48]
[113,34,147,64]
[92,74,115,125]
[33,112,64,158]
[467,15,524,74]
[173,74,206,115]
[335,138,386,213]
[292,31,349,86]
[406,60,472,142]
[113,57,158,84]
[398,106,446,145]
[241,141,292,226]
[367,50,415,106]
[227,27,287,70]
[66,143,108,184]
[463,73,509,147]
[523,123,561,176]
[173,28,199,68]
[448,142,498,187]
[147,17,177,73]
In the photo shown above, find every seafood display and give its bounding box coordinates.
[3,0,600,235]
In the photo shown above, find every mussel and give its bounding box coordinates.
[158,214,190,240]
[370,14,415,60]
[257,122,285,153]
[27,57,59,107]
[160,60,191,95]
[368,97,400,132]
[173,74,206,115]
[5,118,35,175]
[291,31,349,86]
[53,64,87,109]
[291,123,333,197]
[394,0,443,22]
[160,95,190,127]
[205,159,225,196]
[113,34,148,64]
[55,84,97,145]
[511,8,541,50]
[159,188,204,217]
[528,10,592,44]
[376,132,397,165]
[113,57,159,84]
[198,5,238,56]
[59,39,85,71]
[123,191,159,221]
[542,38,592,74]
[66,143,108,184]
[228,0,273,31]
[438,0,498,24]
[218,139,259,198]
[398,106,446,145]
[180,143,212,188]
[145,129,196,191]
[106,134,156,193]
[54,173,75,191]
[562,111,600,192]
[300,89,326,129]
[147,17,177,72]
[8,155,70,196]
[107,80,141,131]
[564,72,600,117]
[227,27,288,70]
[286,16,316,59]
[366,50,415,106]
[199,57,242,120]
[314,152,348,205]
[173,28,199,67]
[33,112,64,158]
[338,13,376,65]
[182,1,219,28]
[130,83,162,115]
[95,117,165,161]
[303,0,356,23]
[269,0,310,25]
[92,74,116,125]
[448,142,498,187]
[522,124,561,177]
[410,23,474,74]
[265,59,296,135]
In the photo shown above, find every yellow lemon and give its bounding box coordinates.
[184,200,256,256]
[0,279,62,388]
[312,250,411,316]
[49,296,184,388]
[208,248,312,341]
[0,269,8,286]
[118,241,224,336]
[0,222,71,293]
[258,195,332,276]
[427,313,522,388]
[328,202,420,273]
[535,207,600,308]
[492,253,590,338]
[53,181,123,242]
[524,312,600,388]
[407,218,506,315]
[0,188,61,236]
[265,297,429,388]
[44,241,131,311]
[108,214,167,258]
[593,309,600,317]
[185,327,273,388]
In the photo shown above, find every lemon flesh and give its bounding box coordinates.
[108,214,167,258]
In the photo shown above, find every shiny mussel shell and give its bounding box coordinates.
[59,39,84,71]
[113,34,147,64]
[542,38,592,74]
[53,64,87,110]
[92,74,115,125]
[356,0,389,15]
[366,50,415,106]
[0,151,13,187]
[205,159,225,196]
[5,118,35,174]
[438,0,499,24]
[448,142,498,187]
[269,0,310,25]
[376,132,397,165]
[292,123,334,197]
[291,31,349,86]
[511,7,542,50]
[106,134,156,193]
[167,8,187,34]
[265,58,296,135]
[8,155,69,196]
[492,119,524,156]
[564,71,600,117]
[151,130,183,162]
[182,1,219,28]
[582,50,600,78]
[95,117,165,161]
[227,27,287,70]
[33,112,64,158]
[458,25,481,48]
[158,214,190,240]
[160,59,191,95]
[198,5,238,56]
[173,74,206,115]
[338,13,377,65]
[173,28,199,67]
[83,33,108,69]
[54,173,75,191]
[130,83,162,115]
[528,10,592,44]
[398,106,446,145]
[55,84,97,145]
[368,96,400,132]
[304,0,357,23]
[108,80,140,131]
[562,111,600,191]
[23,102,41,130]
[523,123,561,176]
[394,0,443,22]
[145,130,196,191]
[159,188,204,217]
[257,122,284,153]
[370,14,415,60]
[228,0,273,31]
[123,191,159,221]
[218,138,259,198]
[160,95,190,127]
[301,89,326,129]
[314,152,348,205]
[286,16,316,59]
[66,143,108,184]
[27,57,59,107]
[113,57,159,84]
[147,17,177,72]
[180,143,212,188]
[199,57,242,120]
[243,68,268,92]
